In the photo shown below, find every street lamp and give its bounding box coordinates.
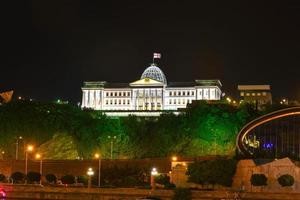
[94,153,101,187]
[35,153,42,185]
[151,168,158,190]
[25,145,34,175]
[15,136,23,160]
[107,136,117,159]
[87,168,94,188]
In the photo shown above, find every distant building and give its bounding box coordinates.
[238,85,272,109]
[81,63,222,116]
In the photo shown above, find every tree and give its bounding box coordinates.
[250,174,267,186]
[61,175,75,184]
[45,174,57,184]
[278,174,294,187]
[11,172,25,183]
[26,171,41,183]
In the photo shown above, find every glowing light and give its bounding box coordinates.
[87,168,94,176]
[27,145,34,152]
[151,168,158,176]
[35,153,41,159]
[226,97,232,103]
[94,153,100,159]
[172,156,178,162]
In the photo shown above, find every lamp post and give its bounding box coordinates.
[94,153,101,187]
[25,145,34,175]
[87,168,94,189]
[35,153,42,185]
[151,167,158,190]
[15,136,23,160]
[107,136,117,159]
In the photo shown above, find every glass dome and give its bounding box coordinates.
[141,64,167,84]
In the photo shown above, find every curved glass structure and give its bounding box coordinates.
[141,64,167,84]
[237,107,300,158]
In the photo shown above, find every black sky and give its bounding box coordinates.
[1,0,300,103]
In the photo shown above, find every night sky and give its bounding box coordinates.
[2,1,300,103]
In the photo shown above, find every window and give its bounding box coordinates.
[169,92,172,96]
[119,99,121,104]
[183,99,186,104]
[252,93,256,96]
[119,92,121,96]
[111,92,113,96]
[183,91,185,96]
[262,92,267,96]
[240,92,244,96]
[178,99,181,104]
[257,93,261,96]
[192,91,194,96]
[178,92,181,96]
[174,99,176,104]
[187,91,190,96]
[106,100,108,105]
[123,92,126,96]
[123,99,125,104]
[246,93,250,96]
[127,100,130,105]
[169,99,172,104]
[110,100,113,105]
[106,92,109,97]
[127,92,130,96]
[114,99,117,105]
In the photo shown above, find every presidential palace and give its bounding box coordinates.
[81,61,222,116]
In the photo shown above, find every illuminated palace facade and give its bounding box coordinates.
[81,63,222,116]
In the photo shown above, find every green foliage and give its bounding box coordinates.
[187,159,237,187]
[0,174,6,182]
[0,101,258,159]
[278,174,294,187]
[172,188,192,200]
[11,172,25,183]
[61,175,75,184]
[250,174,268,186]
[45,174,57,183]
[26,171,41,183]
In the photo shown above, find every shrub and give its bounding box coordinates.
[45,174,57,184]
[11,172,25,183]
[187,159,237,187]
[278,174,294,187]
[250,174,267,186]
[26,171,41,183]
[61,175,75,184]
[77,175,88,185]
[172,188,192,200]
[0,174,6,182]
[155,174,175,189]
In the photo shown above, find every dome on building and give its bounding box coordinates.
[141,64,167,84]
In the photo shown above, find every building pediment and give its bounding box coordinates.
[130,78,165,87]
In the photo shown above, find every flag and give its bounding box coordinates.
[153,53,161,59]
